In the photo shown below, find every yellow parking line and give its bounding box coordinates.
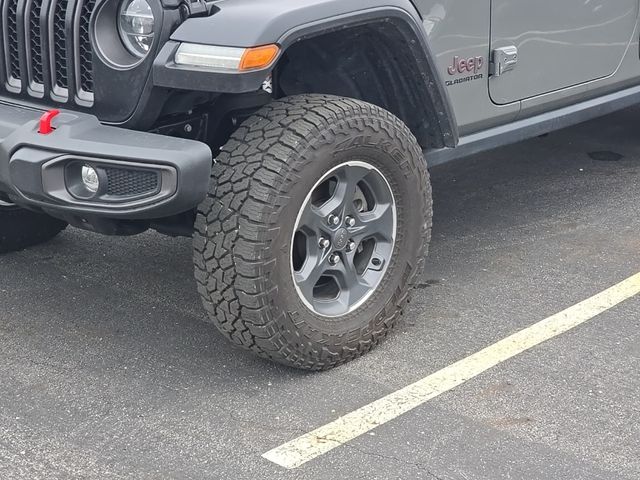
[262,272,640,469]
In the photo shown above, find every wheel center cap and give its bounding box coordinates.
[333,228,349,250]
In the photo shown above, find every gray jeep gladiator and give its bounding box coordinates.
[1,0,638,370]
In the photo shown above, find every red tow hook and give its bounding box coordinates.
[38,109,60,134]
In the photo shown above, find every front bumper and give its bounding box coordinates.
[0,102,212,220]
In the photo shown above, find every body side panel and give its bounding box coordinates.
[517,15,640,120]
[489,0,639,105]
[415,0,640,138]
[411,0,519,135]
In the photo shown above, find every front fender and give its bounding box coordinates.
[171,0,418,48]
[154,0,457,147]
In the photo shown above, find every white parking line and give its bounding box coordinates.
[262,272,640,469]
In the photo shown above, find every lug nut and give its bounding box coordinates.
[346,240,356,252]
[329,253,341,265]
[318,237,330,249]
[328,214,341,226]
[345,216,356,227]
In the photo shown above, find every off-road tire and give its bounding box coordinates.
[193,94,432,370]
[0,204,67,253]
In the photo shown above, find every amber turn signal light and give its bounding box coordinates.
[239,44,280,71]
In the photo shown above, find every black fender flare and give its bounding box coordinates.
[152,0,458,148]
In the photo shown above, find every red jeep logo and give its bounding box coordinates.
[447,55,484,75]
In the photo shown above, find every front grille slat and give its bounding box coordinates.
[28,0,44,87]
[6,0,20,82]
[52,0,68,93]
[63,0,76,100]
[77,0,94,95]
[0,0,94,104]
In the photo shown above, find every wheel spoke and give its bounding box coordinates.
[298,203,327,233]
[351,202,395,243]
[313,166,370,220]
[339,166,371,214]
[332,254,371,307]
[294,251,329,301]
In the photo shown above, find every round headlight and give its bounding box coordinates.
[118,0,155,58]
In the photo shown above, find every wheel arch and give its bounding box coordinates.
[275,12,457,150]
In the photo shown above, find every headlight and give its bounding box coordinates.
[174,44,280,72]
[118,0,154,58]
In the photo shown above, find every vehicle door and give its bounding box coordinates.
[489,0,639,104]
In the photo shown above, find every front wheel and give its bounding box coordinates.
[194,95,432,370]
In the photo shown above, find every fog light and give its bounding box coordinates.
[81,165,100,193]
[64,161,108,200]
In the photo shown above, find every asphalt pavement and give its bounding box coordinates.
[1,107,639,480]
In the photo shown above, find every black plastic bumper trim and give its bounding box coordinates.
[0,101,213,219]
